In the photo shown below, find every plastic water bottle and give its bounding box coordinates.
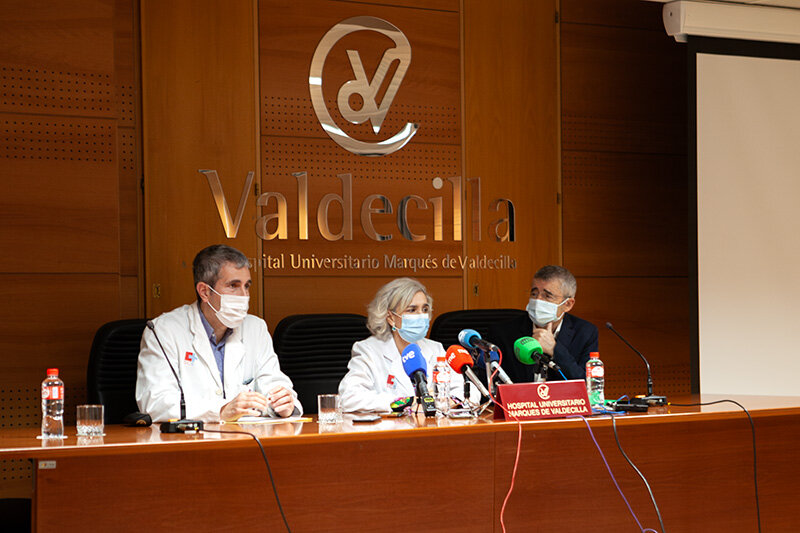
[41,368,65,438]
[432,356,451,416]
[586,352,605,409]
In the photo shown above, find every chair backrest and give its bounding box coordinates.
[272,313,369,413]
[430,309,528,349]
[87,318,149,424]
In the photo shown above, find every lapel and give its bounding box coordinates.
[381,336,399,365]
[223,324,245,387]
[189,303,223,389]
[381,336,412,389]
[556,313,575,350]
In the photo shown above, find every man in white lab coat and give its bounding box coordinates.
[136,245,301,422]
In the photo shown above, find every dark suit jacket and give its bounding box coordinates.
[486,313,598,382]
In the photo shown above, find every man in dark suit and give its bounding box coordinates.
[488,265,598,382]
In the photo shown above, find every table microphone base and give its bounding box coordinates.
[631,395,667,407]
[160,420,204,433]
[419,395,437,417]
[611,401,648,412]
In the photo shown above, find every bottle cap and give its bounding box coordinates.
[590,352,599,358]
[46,368,59,376]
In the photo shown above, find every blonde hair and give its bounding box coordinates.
[366,278,433,339]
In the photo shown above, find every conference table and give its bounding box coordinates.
[1,394,798,532]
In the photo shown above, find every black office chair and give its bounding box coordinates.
[272,314,370,414]
[429,308,528,349]
[87,318,149,424]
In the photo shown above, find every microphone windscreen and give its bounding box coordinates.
[514,336,543,365]
[445,345,474,373]
[457,328,481,349]
[401,343,427,377]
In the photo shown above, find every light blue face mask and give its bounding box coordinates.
[393,312,430,343]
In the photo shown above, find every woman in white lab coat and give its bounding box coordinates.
[338,277,474,413]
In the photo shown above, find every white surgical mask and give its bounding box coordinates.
[206,285,249,329]
[526,298,567,328]
[393,312,430,343]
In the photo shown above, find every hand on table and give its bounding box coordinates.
[220,390,269,421]
[268,386,295,418]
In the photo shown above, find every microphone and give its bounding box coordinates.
[445,345,490,398]
[474,345,514,387]
[513,336,561,371]
[487,349,514,385]
[458,328,499,353]
[460,329,511,394]
[400,344,436,416]
[458,329,512,384]
[146,321,204,432]
[605,322,667,406]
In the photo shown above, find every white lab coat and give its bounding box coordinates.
[338,335,479,413]
[136,303,301,422]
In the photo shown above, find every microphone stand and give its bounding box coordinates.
[147,321,204,432]
[532,360,545,383]
[606,322,667,406]
[481,348,496,397]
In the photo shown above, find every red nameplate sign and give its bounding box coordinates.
[493,380,591,420]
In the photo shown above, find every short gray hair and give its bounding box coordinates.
[533,265,577,298]
[366,277,432,339]
[192,244,250,299]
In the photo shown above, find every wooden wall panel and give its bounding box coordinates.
[561,0,665,30]
[563,151,688,276]
[0,1,114,73]
[0,0,141,390]
[0,67,114,117]
[260,0,460,145]
[560,0,690,395]
[259,0,464,318]
[117,127,140,278]
[576,277,691,398]
[115,0,142,288]
[263,275,462,329]
[141,0,260,316]
[259,137,462,267]
[0,273,119,388]
[560,22,686,155]
[0,0,121,273]
[463,0,561,308]
[336,0,458,11]
[0,0,143,495]
[0,131,118,272]
[120,275,141,318]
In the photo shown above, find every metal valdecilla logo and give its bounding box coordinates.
[309,16,418,156]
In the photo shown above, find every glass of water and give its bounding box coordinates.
[317,394,342,424]
[76,404,104,436]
